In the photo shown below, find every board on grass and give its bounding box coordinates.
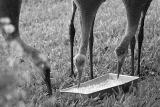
[60,73,139,95]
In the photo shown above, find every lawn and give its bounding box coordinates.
[0,0,160,106]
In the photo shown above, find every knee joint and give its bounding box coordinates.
[74,54,86,70]
[0,17,15,34]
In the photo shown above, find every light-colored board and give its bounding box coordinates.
[60,73,139,94]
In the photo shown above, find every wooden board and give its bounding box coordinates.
[60,73,139,95]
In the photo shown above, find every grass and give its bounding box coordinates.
[0,0,160,106]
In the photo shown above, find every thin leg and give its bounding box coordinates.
[74,13,95,87]
[74,0,104,87]
[137,0,152,76]
[116,0,142,78]
[0,0,52,95]
[129,36,136,93]
[69,1,77,77]
[89,17,95,79]
[137,17,144,76]
[130,36,136,76]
